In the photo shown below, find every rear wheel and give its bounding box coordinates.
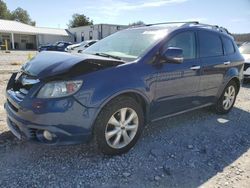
[93,96,144,155]
[214,80,238,114]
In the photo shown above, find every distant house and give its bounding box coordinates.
[0,19,72,50]
[68,24,128,43]
[0,19,128,50]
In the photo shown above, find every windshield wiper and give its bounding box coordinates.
[94,52,121,60]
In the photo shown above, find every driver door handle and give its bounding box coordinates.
[190,65,201,70]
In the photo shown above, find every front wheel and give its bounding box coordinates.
[93,96,144,155]
[214,80,238,114]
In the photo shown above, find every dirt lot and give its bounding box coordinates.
[0,51,249,188]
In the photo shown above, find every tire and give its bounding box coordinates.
[214,80,238,114]
[93,96,144,155]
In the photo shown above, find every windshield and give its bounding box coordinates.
[239,43,250,54]
[83,28,169,61]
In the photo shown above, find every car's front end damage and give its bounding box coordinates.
[5,51,124,145]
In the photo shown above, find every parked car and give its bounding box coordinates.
[239,42,250,80]
[38,41,72,52]
[5,22,244,155]
[66,40,98,53]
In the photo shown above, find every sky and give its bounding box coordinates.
[4,0,250,33]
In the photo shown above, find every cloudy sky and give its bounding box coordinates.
[4,0,250,33]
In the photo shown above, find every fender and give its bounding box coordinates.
[73,62,156,129]
[216,67,241,99]
[98,89,150,110]
[86,88,151,133]
[97,88,150,117]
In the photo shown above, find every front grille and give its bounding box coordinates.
[244,63,250,71]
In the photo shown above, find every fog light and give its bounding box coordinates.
[43,130,53,141]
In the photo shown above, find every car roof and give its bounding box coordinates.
[127,22,232,38]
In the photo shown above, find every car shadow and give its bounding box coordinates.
[0,106,249,187]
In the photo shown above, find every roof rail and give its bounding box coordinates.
[131,21,231,35]
[145,21,199,27]
[183,22,231,35]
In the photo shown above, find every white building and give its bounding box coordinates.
[0,19,128,50]
[0,19,72,50]
[69,24,128,43]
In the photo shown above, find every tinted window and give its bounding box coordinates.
[199,31,223,57]
[222,37,235,55]
[164,32,196,59]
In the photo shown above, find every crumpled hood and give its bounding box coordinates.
[22,51,124,80]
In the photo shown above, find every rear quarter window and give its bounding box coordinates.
[222,37,235,55]
[198,31,223,58]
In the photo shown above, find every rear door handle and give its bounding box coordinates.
[224,61,231,65]
[190,65,201,70]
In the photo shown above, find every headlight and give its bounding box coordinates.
[37,80,83,98]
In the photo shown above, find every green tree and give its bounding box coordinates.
[11,7,35,26]
[0,0,11,19]
[68,14,93,28]
[129,21,145,26]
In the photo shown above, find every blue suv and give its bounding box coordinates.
[5,22,244,155]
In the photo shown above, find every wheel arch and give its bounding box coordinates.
[217,74,241,99]
[91,90,151,133]
[230,77,241,93]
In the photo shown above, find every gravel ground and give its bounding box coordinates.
[0,50,37,74]
[0,51,250,188]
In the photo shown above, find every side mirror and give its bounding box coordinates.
[161,47,183,64]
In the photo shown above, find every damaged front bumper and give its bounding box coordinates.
[4,72,97,145]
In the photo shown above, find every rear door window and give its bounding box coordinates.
[198,31,223,57]
[222,37,235,55]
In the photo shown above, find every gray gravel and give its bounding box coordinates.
[0,83,250,188]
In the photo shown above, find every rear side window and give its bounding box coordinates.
[164,32,196,60]
[199,31,223,57]
[222,37,235,55]
[89,41,96,45]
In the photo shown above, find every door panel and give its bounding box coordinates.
[151,60,201,119]
[199,56,227,103]
[198,31,226,104]
[151,31,201,120]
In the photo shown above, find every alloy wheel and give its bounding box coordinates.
[223,85,236,110]
[105,107,139,149]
